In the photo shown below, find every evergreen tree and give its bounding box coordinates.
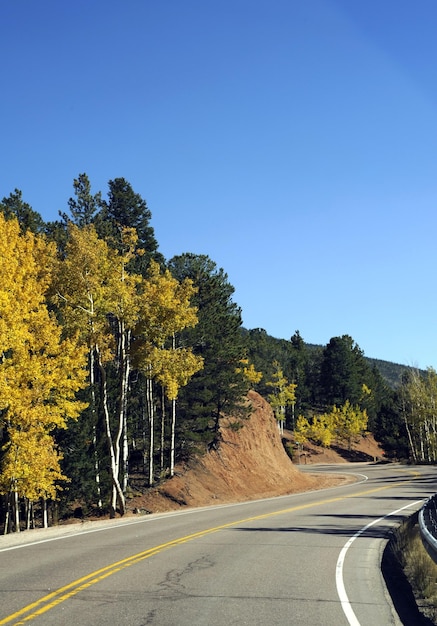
[289,330,311,417]
[0,189,45,234]
[244,328,274,395]
[319,335,369,408]
[372,392,408,459]
[168,253,249,451]
[244,328,291,397]
[64,173,101,226]
[302,345,324,411]
[46,173,102,254]
[95,177,163,273]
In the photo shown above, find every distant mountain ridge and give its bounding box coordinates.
[365,356,416,388]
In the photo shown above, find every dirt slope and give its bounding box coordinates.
[129,390,376,514]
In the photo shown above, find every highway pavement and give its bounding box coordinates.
[0,463,435,626]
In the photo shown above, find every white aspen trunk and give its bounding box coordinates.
[110,322,130,513]
[424,419,431,463]
[147,375,155,487]
[170,398,176,477]
[13,490,20,533]
[118,325,131,494]
[4,504,10,535]
[277,406,285,435]
[97,346,125,518]
[403,400,417,463]
[90,347,102,509]
[432,413,437,462]
[42,499,48,528]
[26,499,32,530]
[419,422,425,462]
[160,387,165,474]
[142,389,148,467]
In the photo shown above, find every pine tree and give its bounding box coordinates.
[289,330,310,417]
[95,177,163,273]
[319,335,370,408]
[0,189,45,234]
[64,173,101,226]
[168,254,249,451]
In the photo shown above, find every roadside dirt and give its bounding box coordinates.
[127,390,384,515]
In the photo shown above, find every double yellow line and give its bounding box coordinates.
[0,476,419,625]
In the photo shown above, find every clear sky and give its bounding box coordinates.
[2,1,437,369]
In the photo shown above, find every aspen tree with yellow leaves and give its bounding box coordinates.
[294,400,368,451]
[236,359,263,387]
[55,226,202,512]
[132,261,203,481]
[266,361,297,435]
[399,367,437,463]
[54,224,139,517]
[0,215,87,533]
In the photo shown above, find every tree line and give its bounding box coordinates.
[0,174,434,532]
[245,329,435,464]
[0,175,250,532]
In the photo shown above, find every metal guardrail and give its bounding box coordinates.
[419,495,437,563]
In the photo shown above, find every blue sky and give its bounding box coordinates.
[2,1,437,368]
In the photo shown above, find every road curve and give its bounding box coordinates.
[0,464,434,626]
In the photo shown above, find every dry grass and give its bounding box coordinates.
[391,518,437,623]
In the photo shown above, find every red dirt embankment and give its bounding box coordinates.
[129,390,381,514]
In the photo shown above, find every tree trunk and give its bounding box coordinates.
[90,347,103,509]
[4,501,10,535]
[42,499,48,528]
[403,400,417,463]
[117,324,131,494]
[170,398,176,477]
[160,387,165,475]
[97,346,125,517]
[13,490,20,533]
[146,375,155,487]
[25,499,33,530]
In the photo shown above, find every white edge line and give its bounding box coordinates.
[335,499,424,626]
[0,471,368,553]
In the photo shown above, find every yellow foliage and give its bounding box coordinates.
[294,401,368,450]
[0,215,88,500]
[133,260,203,398]
[236,359,263,385]
[136,260,199,346]
[0,428,66,500]
[331,400,368,447]
[53,223,138,362]
[146,346,203,401]
[294,415,310,445]
[266,361,296,425]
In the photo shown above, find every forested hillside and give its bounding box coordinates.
[0,175,435,534]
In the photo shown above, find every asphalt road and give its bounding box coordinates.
[0,464,435,626]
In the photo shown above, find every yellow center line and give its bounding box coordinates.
[1,473,421,625]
